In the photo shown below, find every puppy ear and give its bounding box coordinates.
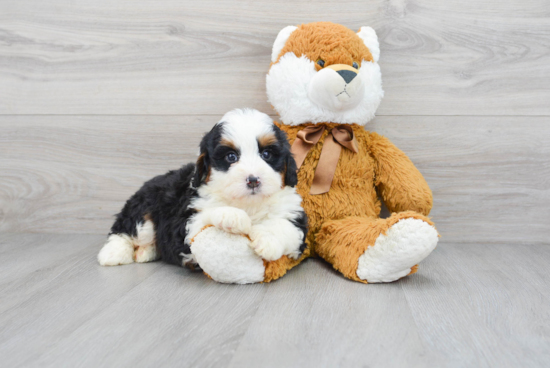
[271,123,298,187]
[192,152,209,187]
[357,26,380,63]
[284,152,298,187]
[192,128,214,187]
[272,26,298,63]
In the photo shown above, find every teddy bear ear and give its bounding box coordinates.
[271,26,298,63]
[357,26,380,63]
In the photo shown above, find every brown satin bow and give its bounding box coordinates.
[291,125,359,195]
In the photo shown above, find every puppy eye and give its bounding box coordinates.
[352,61,359,69]
[225,152,238,163]
[260,150,272,160]
[316,59,325,68]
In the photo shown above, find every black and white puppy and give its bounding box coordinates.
[97,109,307,271]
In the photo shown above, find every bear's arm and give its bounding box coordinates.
[367,132,433,216]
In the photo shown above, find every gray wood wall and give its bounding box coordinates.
[1,0,549,244]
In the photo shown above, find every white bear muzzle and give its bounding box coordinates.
[308,64,365,112]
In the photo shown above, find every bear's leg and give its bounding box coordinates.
[316,211,438,283]
[263,247,310,283]
[190,226,306,284]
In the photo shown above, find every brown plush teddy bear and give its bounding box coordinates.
[264,21,439,283]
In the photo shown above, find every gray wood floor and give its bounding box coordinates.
[1,0,550,366]
[0,233,548,368]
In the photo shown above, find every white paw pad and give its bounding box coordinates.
[97,234,135,266]
[357,218,439,283]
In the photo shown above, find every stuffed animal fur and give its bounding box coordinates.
[264,22,439,283]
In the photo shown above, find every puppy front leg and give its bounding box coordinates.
[250,219,304,261]
[209,206,252,235]
[186,206,252,244]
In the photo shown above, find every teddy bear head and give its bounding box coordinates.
[266,22,384,126]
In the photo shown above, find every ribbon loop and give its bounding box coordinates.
[331,126,359,153]
[291,125,358,195]
[291,126,325,169]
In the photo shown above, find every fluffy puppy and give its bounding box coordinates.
[97,109,307,271]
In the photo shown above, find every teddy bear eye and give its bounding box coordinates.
[316,59,325,68]
[352,61,359,69]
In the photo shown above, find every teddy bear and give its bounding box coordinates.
[190,22,438,284]
[261,21,440,283]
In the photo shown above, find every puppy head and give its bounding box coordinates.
[193,109,297,201]
[266,22,384,126]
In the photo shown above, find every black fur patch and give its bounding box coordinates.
[110,163,198,266]
[290,211,309,255]
[193,123,225,187]
[258,124,298,187]
[211,144,240,172]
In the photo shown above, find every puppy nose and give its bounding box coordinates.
[246,175,260,189]
[336,69,357,84]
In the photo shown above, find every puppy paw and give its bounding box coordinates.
[98,234,134,266]
[286,250,302,260]
[134,245,159,263]
[250,228,284,261]
[210,207,252,235]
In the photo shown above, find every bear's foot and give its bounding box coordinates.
[316,211,438,283]
[190,226,265,284]
[356,218,438,283]
[190,226,306,284]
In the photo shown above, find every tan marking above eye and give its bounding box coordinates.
[220,138,237,150]
[258,134,278,148]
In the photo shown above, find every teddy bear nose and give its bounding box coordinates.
[336,69,357,84]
